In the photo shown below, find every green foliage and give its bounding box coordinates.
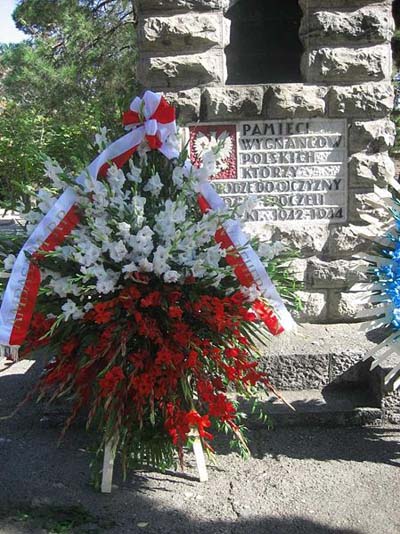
[0,0,137,209]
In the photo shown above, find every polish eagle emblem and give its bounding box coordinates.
[193,130,234,175]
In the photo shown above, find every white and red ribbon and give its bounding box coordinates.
[197,180,296,334]
[0,91,294,359]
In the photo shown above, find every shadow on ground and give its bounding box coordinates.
[0,502,363,534]
[0,356,399,533]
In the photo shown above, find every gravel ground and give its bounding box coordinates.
[0,361,399,534]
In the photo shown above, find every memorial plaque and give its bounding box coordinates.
[189,119,347,225]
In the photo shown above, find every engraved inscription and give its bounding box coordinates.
[188,119,347,225]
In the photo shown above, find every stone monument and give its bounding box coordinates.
[136,0,396,326]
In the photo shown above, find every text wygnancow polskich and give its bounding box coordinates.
[189,119,348,225]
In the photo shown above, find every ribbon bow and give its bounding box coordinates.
[122,92,177,158]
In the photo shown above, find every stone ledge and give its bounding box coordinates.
[165,88,202,121]
[138,12,228,54]
[202,86,264,119]
[250,389,382,428]
[328,82,394,118]
[266,84,328,118]
[300,4,393,46]
[299,0,392,10]
[302,44,391,84]
[138,0,226,13]
[258,323,378,389]
[137,50,225,89]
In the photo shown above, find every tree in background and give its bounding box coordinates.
[0,0,137,209]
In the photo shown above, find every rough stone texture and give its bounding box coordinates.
[165,88,202,121]
[136,0,396,324]
[265,353,330,390]
[138,0,227,13]
[330,354,373,384]
[328,83,394,118]
[139,13,227,53]
[202,86,264,119]
[299,0,393,9]
[328,225,371,257]
[266,84,327,118]
[299,4,394,47]
[328,290,373,322]
[303,45,391,84]
[349,119,396,154]
[271,225,330,257]
[383,391,400,424]
[293,291,328,323]
[306,258,370,289]
[138,51,225,89]
[262,323,378,389]
[348,189,391,224]
[288,258,308,284]
[349,151,395,188]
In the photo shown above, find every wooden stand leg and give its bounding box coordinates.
[191,428,208,482]
[101,438,118,493]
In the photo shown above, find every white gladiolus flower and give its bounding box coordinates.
[172,166,184,189]
[206,244,224,268]
[153,245,170,275]
[241,284,261,302]
[130,225,154,256]
[144,173,163,196]
[164,270,180,283]
[192,259,206,278]
[96,270,119,294]
[37,189,55,214]
[57,245,74,260]
[49,277,70,298]
[163,133,180,156]
[259,241,286,260]
[94,126,108,150]
[107,165,126,190]
[127,160,142,183]
[117,222,131,240]
[90,217,112,242]
[3,254,16,271]
[107,240,128,262]
[198,150,216,181]
[44,158,65,189]
[138,258,154,272]
[271,241,287,255]
[74,243,101,267]
[62,299,84,320]
[237,195,258,217]
[122,261,138,274]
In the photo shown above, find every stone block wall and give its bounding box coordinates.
[136,0,396,324]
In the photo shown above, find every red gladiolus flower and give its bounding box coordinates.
[185,409,213,440]
[99,366,125,397]
[168,305,183,319]
[141,291,161,308]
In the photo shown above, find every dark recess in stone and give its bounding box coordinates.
[225,0,303,85]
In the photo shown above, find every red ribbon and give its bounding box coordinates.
[198,194,284,336]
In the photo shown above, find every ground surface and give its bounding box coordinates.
[0,359,399,534]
